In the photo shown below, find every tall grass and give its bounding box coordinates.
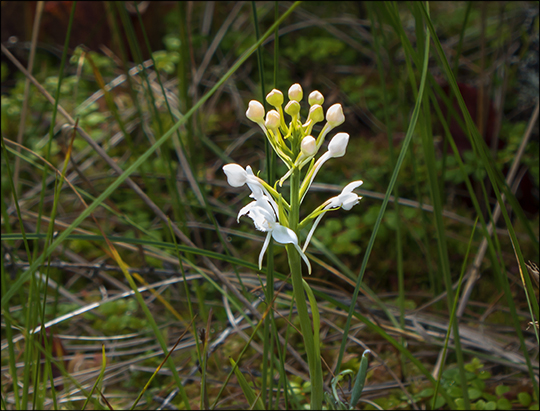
[1,1,538,409]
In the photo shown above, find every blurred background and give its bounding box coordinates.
[1,1,538,409]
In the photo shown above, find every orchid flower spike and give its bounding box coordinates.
[303,180,363,252]
[222,164,278,214]
[238,196,311,273]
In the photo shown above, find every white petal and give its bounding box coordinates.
[341,180,363,194]
[341,193,361,210]
[237,201,256,222]
[247,206,272,232]
[293,242,312,274]
[254,197,277,220]
[258,232,272,270]
[302,212,326,252]
[223,164,247,187]
[271,224,298,245]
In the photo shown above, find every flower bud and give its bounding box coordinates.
[301,136,317,157]
[288,83,303,102]
[246,100,265,123]
[285,100,301,116]
[266,89,284,107]
[308,104,324,123]
[265,110,280,129]
[326,103,345,127]
[308,90,324,106]
[328,132,349,158]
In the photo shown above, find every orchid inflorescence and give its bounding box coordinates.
[223,83,363,274]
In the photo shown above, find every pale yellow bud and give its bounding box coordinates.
[308,104,324,123]
[246,100,265,123]
[266,89,284,107]
[301,136,317,156]
[326,103,345,127]
[285,100,301,116]
[288,83,303,102]
[265,110,280,129]
[308,90,324,106]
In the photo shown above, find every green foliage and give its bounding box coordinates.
[70,46,116,76]
[152,50,180,74]
[284,36,351,63]
[92,298,147,334]
[316,215,362,256]
[435,358,536,410]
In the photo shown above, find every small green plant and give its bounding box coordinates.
[325,350,372,410]
[426,358,539,410]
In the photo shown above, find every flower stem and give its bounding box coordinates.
[287,167,323,409]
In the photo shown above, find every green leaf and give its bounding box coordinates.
[484,400,497,410]
[229,358,265,410]
[475,399,486,410]
[449,386,464,397]
[468,388,483,400]
[432,395,446,409]
[471,379,486,392]
[518,392,532,407]
[418,388,433,398]
[483,393,498,402]
[496,398,512,410]
[495,385,510,397]
[477,370,491,380]
[349,350,370,408]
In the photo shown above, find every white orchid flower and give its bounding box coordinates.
[239,196,312,273]
[303,181,363,252]
[222,164,279,214]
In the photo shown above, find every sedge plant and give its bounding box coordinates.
[223,84,364,409]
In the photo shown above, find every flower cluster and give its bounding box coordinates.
[223,84,363,273]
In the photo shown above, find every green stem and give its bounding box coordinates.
[287,168,323,409]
